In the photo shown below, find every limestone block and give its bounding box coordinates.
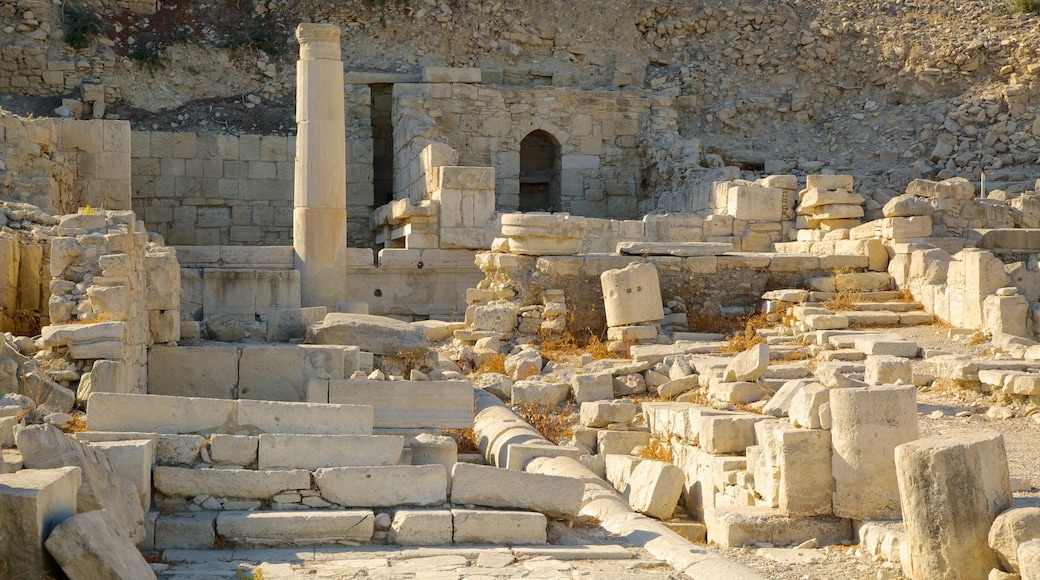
[984,294,1029,338]
[830,385,917,520]
[963,249,1011,296]
[727,185,784,221]
[257,434,403,470]
[503,442,581,471]
[45,510,156,580]
[267,307,328,342]
[466,303,520,334]
[806,314,849,330]
[452,509,547,544]
[797,188,865,211]
[699,413,764,454]
[148,310,179,343]
[881,216,933,240]
[144,251,180,310]
[641,402,701,441]
[147,346,238,399]
[202,269,257,321]
[237,399,373,435]
[152,466,310,499]
[883,194,933,218]
[723,343,769,382]
[601,263,664,327]
[705,506,851,548]
[307,313,430,357]
[865,355,913,386]
[422,66,481,82]
[776,427,832,516]
[854,339,919,358]
[627,459,684,519]
[597,430,651,456]
[571,372,614,403]
[709,380,771,404]
[408,433,457,477]
[788,383,829,429]
[989,507,1040,573]
[1021,539,1040,580]
[505,348,543,380]
[87,393,235,434]
[605,454,643,494]
[15,424,145,544]
[1008,374,1040,396]
[209,434,258,466]
[40,321,125,347]
[657,375,699,399]
[0,466,81,578]
[511,380,568,407]
[88,439,153,512]
[314,465,447,507]
[450,462,583,519]
[327,379,473,429]
[905,177,975,200]
[238,344,347,402]
[153,513,216,550]
[895,431,1012,580]
[389,509,453,545]
[216,510,374,546]
[580,400,638,428]
[762,379,813,418]
[806,175,854,190]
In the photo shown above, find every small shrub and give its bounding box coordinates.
[443,428,480,454]
[823,268,861,311]
[472,352,506,375]
[60,413,88,435]
[1008,0,1040,13]
[516,402,572,444]
[686,307,743,334]
[540,329,612,363]
[218,15,283,56]
[636,438,674,463]
[718,315,766,353]
[129,43,165,72]
[64,5,103,50]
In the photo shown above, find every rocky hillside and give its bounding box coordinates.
[1,0,1039,198]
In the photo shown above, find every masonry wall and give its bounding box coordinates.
[131,82,376,247]
[393,83,653,219]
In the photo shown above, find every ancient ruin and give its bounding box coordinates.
[2,1,1040,578]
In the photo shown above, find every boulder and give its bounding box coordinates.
[44,510,156,580]
[307,313,429,358]
[989,507,1040,573]
[883,194,933,218]
[723,343,769,382]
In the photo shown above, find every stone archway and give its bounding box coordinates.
[519,130,561,212]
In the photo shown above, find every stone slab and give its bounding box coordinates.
[706,506,852,548]
[315,465,447,507]
[451,509,547,545]
[0,466,81,578]
[147,346,239,399]
[257,434,404,470]
[216,510,375,546]
[152,466,310,499]
[450,462,583,519]
[327,380,473,429]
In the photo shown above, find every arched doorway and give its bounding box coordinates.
[519,130,560,212]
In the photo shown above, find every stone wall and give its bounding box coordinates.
[1,111,131,212]
[393,79,653,218]
[131,84,376,247]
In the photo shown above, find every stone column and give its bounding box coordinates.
[293,23,347,308]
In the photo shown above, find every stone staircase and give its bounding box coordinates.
[79,391,584,552]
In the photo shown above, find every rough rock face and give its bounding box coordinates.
[44,510,157,580]
[14,423,145,544]
[307,313,430,357]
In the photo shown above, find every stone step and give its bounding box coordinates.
[809,290,903,302]
[307,379,474,429]
[705,506,852,548]
[835,310,933,327]
[257,434,404,470]
[87,393,373,436]
[807,300,921,312]
[808,272,893,293]
[216,510,375,546]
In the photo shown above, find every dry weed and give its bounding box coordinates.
[636,438,674,463]
[472,352,506,375]
[968,331,989,346]
[686,307,742,334]
[822,268,861,311]
[443,428,480,454]
[60,413,88,434]
[717,316,766,353]
[539,329,613,363]
[571,514,602,529]
[516,401,573,443]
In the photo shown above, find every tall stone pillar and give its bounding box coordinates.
[293,23,347,308]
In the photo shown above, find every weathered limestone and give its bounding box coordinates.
[15,424,145,544]
[600,263,664,327]
[314,465,447,507]
[580,400,638,428]
[723,343,769,382]
[451,509,548,544]
[389,509,453,545]
[0,466,81,579]
[864,355,913,385]
[450,462,584,519]
[152,466,310,499]
[989,507,1040,574]
[88,439,154,513]
[571,372,614,403]
[706,506,851,548]
[307,313,429,357]
[1022,539,1040,580]
[627,459,684,520]
[44,510,157,580]
[153,513,217,550]
[293,23,348,308]
[322,379,472,428]
[830,386,917,520]
[147,346,239,399]
[257,434,403,470]
[216,510,374,546]
[895,431,1013,580]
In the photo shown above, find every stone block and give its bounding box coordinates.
[1021,539,1040,580]
[905,177,974,199]
[727,185,784,221]
[87,393,235,433]
[452,509,547,544]
[216,510,374,546]
[209,434,258,466]
[831,386,917,520]
[895,431,1012,580]
[596,430,651,456]
[0,466,81,578]
[865,355,913,385]
[450,462,583,519]
[699,414,764,455]
[571,372,614,404]
[984,294,1029,338]
[511,380,569,407]
[854,339,919,358]
[723,343,769,382]
[466,303,520,333]
[237,399,373,434]
[153,512,216,550]
[257,434,403,470]
[308,313,429,357]
[627,459,684,519]
[314,465,447,507]
[989,507,1040,574]
[706,506,851,548]
[776,427,832,517]
[45,510,156,579]
[156,434,204,465]
[579,400,638,428]
[806,174,854,190]
[238,344,347,402]
[389,509,453,545]
[327,379,473,429]
[502,442,581,471]
[267,307,328,342]
[788,382,829,429]
[152,466,310,499]
[87,439,153,513]
[147,346,239,399]
[600,263,664,327]
[15,424,145,544]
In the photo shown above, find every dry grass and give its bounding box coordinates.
[717,315,767,353]
[539,329,613,363]
[822,268,861,311]
[443,428,480,454]
[571,514,602,529]
[516,402,573,443]
[472,352,506,375]
[636,438,674,463]
[686,307,743,334]
[60,413,88,435]
[968,331,989,346]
